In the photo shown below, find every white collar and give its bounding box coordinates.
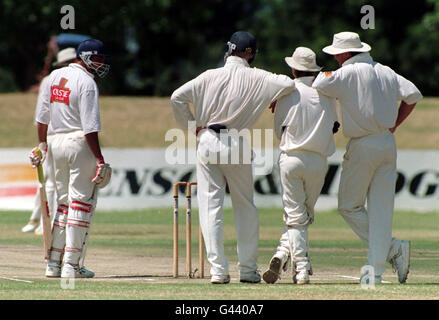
[342,52,374,67]
[69,63,95,78]
[225,55,250,68]
[295,76,315,87]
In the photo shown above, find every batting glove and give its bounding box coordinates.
[29,142,47,168]
[92,157,112,188]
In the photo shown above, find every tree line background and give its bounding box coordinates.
[0,0,438,96]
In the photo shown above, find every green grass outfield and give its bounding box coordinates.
[1,93,439,149]
[1,208,438,300]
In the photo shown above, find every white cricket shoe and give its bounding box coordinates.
[45,261,61,278]
[293,270,310,285]
[61,264,95,278]
[21,220,38,233]
[389,240,411,284]
[240,271,261,284]
[210,274,230,284]
[263,252,290,284]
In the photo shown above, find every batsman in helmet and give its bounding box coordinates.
[30,39,112,278]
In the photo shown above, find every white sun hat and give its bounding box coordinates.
[322,31,371,55]
[284,47,322,72]
[53,47,77,67]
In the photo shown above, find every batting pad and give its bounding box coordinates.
[64,201,94,265]
[50,204,69,262]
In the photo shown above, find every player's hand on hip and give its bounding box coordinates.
[196,127,206,137]
[29,142,47,168]
[269,100,277,113]
[332,121,340,134]
[92,156,112,188]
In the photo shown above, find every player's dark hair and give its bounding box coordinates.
[349,52,363,57]
[292,69,319,79]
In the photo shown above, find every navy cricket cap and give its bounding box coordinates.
[228,31,257,54]
[76,39,108,58]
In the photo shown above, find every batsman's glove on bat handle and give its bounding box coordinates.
[29,142,47,168]
[92,157,112,188]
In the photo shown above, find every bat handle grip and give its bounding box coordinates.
[37,165,45,184]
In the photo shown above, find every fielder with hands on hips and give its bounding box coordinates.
[171,31,296,284]
[312,32,423,284]
[30,39,112,278]
[262,47,339,285]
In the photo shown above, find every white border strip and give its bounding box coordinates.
[0,276,34,283]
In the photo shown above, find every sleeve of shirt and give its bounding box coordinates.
[327,96,338,121]
[79,88,101,134]
[312,70,344,98]
[396,74,423,105]
[170,78,198,130]
[273,96,291,140]
[35,76,51,125]
[264,73,296,103]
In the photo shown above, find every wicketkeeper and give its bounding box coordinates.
[30,39,112,278]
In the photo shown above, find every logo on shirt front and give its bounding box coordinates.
[50,78,71,105]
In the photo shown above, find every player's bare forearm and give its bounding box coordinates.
[85,131,104,160]
[390,101,416,133]
[37,122,48,143]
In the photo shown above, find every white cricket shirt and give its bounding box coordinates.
[275,77,337,157]
[35,63,101,135]
[312,53,423,138]
[171,56,296,131]
[35,75,54,135]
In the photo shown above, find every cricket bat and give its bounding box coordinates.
[36,162,52,261]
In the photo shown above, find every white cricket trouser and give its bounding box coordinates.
[49,130,97,265]
[338,131,397,276]
[277,151,328,272]
[276,227,290,256]
[30,135,57,224]
[196,129,258,278]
